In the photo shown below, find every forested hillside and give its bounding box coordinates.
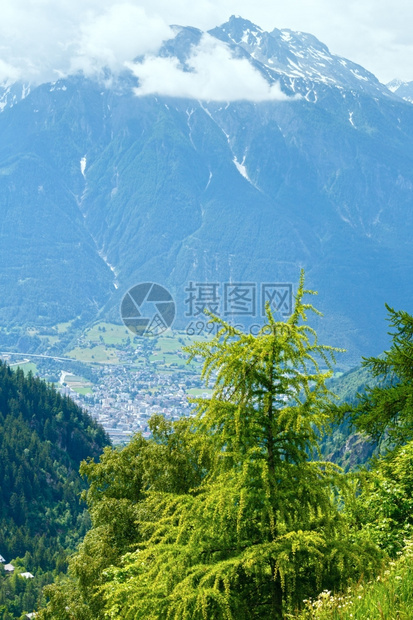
[0,362,109,618]
[320,366,381,469]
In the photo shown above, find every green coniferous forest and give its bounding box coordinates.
[4,273,413,619]
[0,363,109,618]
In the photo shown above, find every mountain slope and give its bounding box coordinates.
[0,361,109,617]
[0,362,109,563]
[0,17,413,362]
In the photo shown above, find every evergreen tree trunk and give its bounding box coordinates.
[270,559,283,619]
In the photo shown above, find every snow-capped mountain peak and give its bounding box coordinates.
[207,16,388,97]
[386,78,413,104]
[386,78,407,92]
[0,82,30,112]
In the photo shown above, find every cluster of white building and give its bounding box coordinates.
[0,553,34,579]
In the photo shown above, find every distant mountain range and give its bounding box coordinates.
[387,79,413,103]
[1,15,413,364]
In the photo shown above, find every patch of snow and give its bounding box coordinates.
[233,156,249,180]
[281,31,292,42]
[186,107,196,149]
[304,89,318,103]
[289,69,306,78]
[98,249,119,279]
[205,169,212,190]
[198,101,214,122]
[373,209,383,225]
[199,103,261,191]
[49,84,67,93]
[318,52,331,62]
[21,84,30,99]
[314,74,336,85]
[338,213,352,226]
[80,156,87,178]
[349,112,355,127]
[288,59,302,70]
[350,69,368,82]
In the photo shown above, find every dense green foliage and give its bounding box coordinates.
[0,362,110,618]
[346,442,413,556]
[0,567,52,620]
[37,415,211,619]
[295,539,413,619]
[347,305,413,450]
[339,306,413,556]
[295,304,413,617]
[39,275,380,619]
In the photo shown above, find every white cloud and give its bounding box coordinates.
[127,35,290,101]
[0,1,173,84]
[0,60,21,84]
[70,4,173,76]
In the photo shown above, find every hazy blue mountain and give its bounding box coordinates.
[387,78,413,103]
[1,16,413,364]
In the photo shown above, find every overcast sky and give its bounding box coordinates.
[0,0,412,88]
